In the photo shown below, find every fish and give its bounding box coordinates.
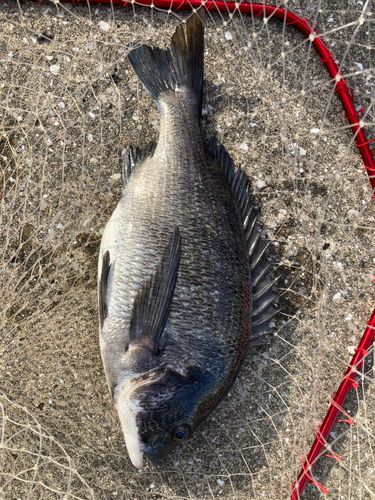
[98,12,277,470]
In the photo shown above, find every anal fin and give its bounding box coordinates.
[129,227,182,355]
[122,141,157,188]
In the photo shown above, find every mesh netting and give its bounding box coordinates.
[1,0,374,498]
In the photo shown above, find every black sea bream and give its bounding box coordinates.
[98,12,277,469]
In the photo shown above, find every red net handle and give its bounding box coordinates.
[290,308,375,499]
[59,1,375,497]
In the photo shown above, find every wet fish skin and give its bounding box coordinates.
[98,13,275,469]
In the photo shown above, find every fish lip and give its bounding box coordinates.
[140,442,162,467]
[131,451,144,470]
[114,368,169,471]
[115,397,144,470]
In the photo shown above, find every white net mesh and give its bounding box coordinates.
[1,0,374,498]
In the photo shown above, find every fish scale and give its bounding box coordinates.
[98,12,277,470]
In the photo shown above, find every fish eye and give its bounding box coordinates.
[172,424,190,442]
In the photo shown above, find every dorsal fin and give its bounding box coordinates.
[99,250,111,329]
[129,227,182,355]
[208,137,279,346]
[209,137,256,251]
[249,239,279,345]
[122,142,157,188]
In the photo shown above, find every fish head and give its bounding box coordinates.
[139,421,191,466]
[114,365,208,469]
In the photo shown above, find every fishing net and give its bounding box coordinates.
[1,0,374,498]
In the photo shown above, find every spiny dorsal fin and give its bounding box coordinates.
[129,227,182,355]
[122,142,157,189]
[249,239,279,346]
[208,137,279,347]
[99,250,111,329]
[209,137,254,252]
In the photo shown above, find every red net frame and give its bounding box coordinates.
[49,0,375,497]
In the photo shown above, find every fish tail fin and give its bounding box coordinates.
[127,11,204,114]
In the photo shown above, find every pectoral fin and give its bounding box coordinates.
[99,250,111,329]
[129,227,182,355]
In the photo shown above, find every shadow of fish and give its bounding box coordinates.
[98,12,277,470]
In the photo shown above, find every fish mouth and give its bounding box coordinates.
[116,398,144,469]
[139,442,161,466]
[114,367,169,469]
